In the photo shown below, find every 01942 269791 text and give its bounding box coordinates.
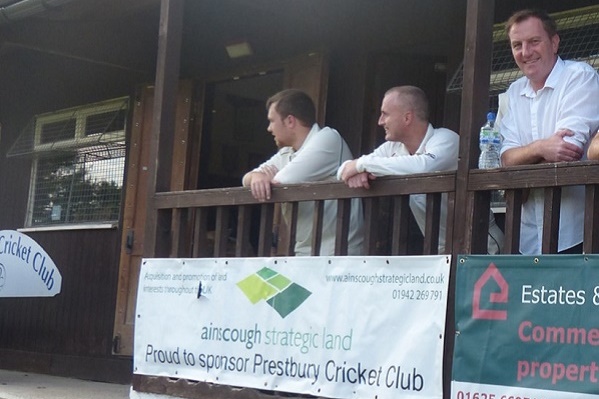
[391,289,443,300]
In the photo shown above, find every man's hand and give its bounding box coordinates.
[345,172,376,189]
[249,165,278,201]
[340,160,360,181]
[539,129,583,162]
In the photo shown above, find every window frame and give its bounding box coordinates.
[24,97,129,229]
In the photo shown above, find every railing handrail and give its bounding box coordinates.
[469,161,599,191]
[153,171,457,209]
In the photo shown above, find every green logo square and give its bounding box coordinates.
[237,267,311,318]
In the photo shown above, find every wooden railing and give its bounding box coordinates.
[150,162,599,260]
[469,161,599,254]
[152,171,457,259]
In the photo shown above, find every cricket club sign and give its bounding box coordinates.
[0,230,61,297]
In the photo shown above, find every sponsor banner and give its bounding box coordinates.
[0,230,61,297]
[134,256,450,399]
[452,255,599,398]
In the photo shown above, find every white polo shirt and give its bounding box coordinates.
[254,124,364,256]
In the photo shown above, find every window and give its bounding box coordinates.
[19,97,129,228]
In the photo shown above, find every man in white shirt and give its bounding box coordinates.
[242,89,364,256]
[338,85,504,254]
[499,9,599,254]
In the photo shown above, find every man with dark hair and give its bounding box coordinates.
[242,89,364,256]
[499,9,599,254]
[265,89,316,128]
[338,86,504,254]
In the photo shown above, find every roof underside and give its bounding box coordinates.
[1,0,596,81]
[0,0,465,76]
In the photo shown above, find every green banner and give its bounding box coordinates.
[454,255,599,396]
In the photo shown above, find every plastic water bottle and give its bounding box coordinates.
[478,112,500,169]
[478,112,504,205]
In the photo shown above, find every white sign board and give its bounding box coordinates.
[134,256,450,399]
[0,230,61,297]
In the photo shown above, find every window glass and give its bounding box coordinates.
[85,109,127,136]
[40,118,76,143]
[25,97,128,228]
[30,145,125,226]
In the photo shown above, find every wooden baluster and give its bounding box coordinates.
[391,196,410,255]
[257,204,274,257]
[236,205,253,257]
[170,208,182,258]
[444,191,456,254]
[542,187,561,254]
[335,199,351,256]
[584,184,599,254]
[423,193,441,255]
[362,197,380,255]
[285,203,299,256]
[311,200,324,256]
[192,207,209,257]
[214,206,230,257]
[503,189,522,254]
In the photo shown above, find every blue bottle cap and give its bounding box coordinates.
[487,112,496,121]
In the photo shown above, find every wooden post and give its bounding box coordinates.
[143,0,185,258]
[452,0,495,255]
[447,1,495,398]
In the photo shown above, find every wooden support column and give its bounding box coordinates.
[143,0,185,258]
[447,1,495,398]
[452,0,494,255]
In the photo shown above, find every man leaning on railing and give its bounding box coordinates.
[337,85,504,254]
[498,9,599,255]
[242,89,364,256]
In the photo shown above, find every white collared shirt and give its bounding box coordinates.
[351,124,459,176]
[336,124,504,254]
[341,124,458,253]
[499,57,599,254]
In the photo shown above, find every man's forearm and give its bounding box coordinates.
[501,143,543,166]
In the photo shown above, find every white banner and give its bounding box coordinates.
[134,256,450,399]
[0,230,61,297]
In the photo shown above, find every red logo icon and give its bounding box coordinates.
[472,262,508,320]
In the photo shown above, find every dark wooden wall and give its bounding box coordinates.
[0,230,131,383]
[0,7,158,384]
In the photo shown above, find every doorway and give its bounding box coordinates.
[198,71,283,189]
